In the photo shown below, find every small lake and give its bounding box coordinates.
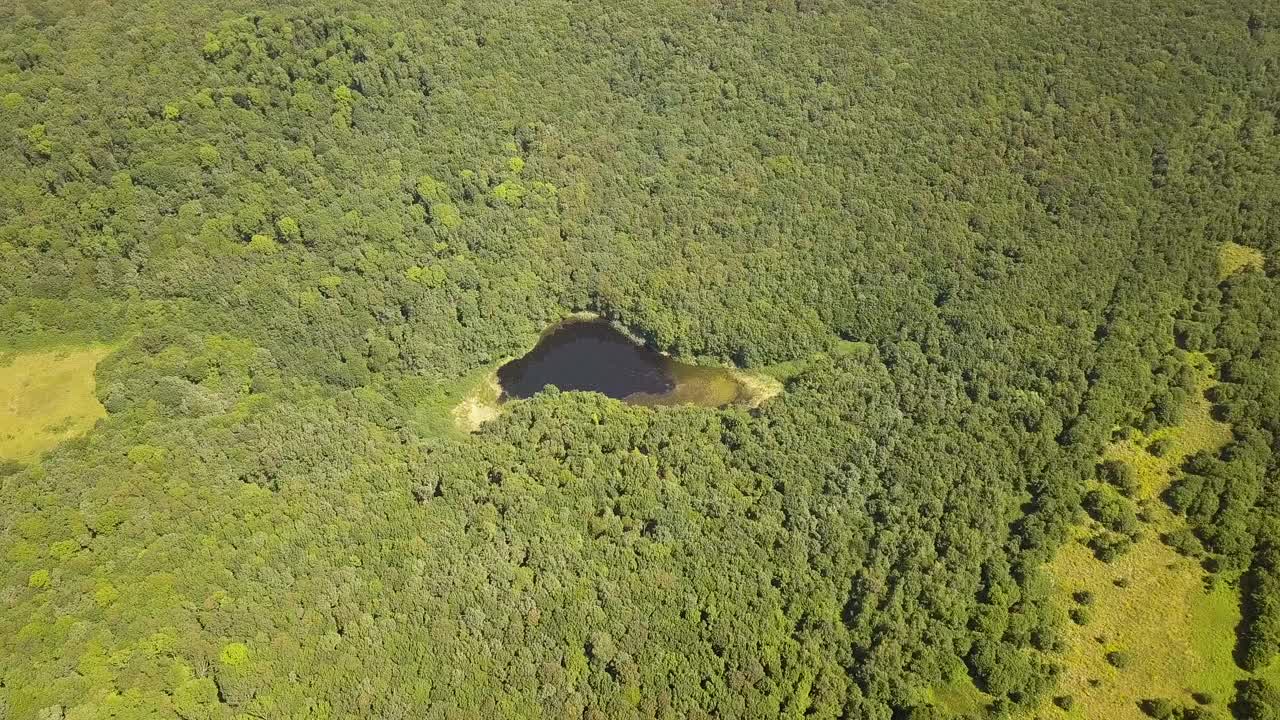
[496,320,746,407]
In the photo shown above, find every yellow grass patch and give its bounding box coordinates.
[451,371,503,433]
[1044,527,1241,719]
[0,346,112,461]
[730,370,783,408]
[1103,352,1233,501]
[1038,352,1239,719]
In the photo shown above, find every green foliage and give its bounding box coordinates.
[1107,650,1135,669]
[219,642,250,667]
[1237,678,1280,720]
[1141,698,1181,719]
[1167,268,1280,672]
[24,123,51,157]
[246,234,278,254]
[415,174,447,202]
[277,216,301,243]
[1193,691,1216,705]
[1084,488,1141,537]
[1242,544,1280,670]
[1100,459,1141,498]
[491,179,525,205]
[430,202,461,229]
[0,0,1277,718]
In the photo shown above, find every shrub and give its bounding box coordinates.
[1163,528,1205,557]
[1089,531,1135,562]
[1106,650,1133,668]
[1235,678,1280,720]
[1099,459,1140,497]
[1139,698,1177,719]
[27,569,50,589]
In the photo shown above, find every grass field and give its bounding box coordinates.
[0,346,112,461]
[759,338,871,382]
[929,658,991,718]
[1219,241,1265,280]
[1036,352,1239,720]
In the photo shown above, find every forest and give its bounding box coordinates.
[1,0,1279,718]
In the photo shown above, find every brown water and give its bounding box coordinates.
[495,320,744,407]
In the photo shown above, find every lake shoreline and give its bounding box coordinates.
[450,314,782,431]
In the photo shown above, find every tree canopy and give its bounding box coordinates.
[1,0,1279,718]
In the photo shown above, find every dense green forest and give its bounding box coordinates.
[1,0,1279,718]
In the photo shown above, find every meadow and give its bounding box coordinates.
[0,346,111,462]
[1036,352,1256,716]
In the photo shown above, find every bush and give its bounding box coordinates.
[1098,459,1140,497]
[1106,650,1133,668]
[1148,437,1173,457]
[1069,606,1092,625]
[1163,528,1205,557]
[1089,531,1135,562]
[1083,488,1140,535]
[1073,589,1096,606]
[1235,678,1280,720]
[1053,694,1075,711]
[1139,698,1177,719]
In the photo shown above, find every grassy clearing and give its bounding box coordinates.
[928,660,990,718]
[0,346,112,461]
[450,370,503,433]
[1218,241,1264,280]
[390,362,505,438]
[759,338,872,383]
[1043,529,1241,719]
[1036,353,1239,720]
[1103,351,1233,498]
[731,370,783,408]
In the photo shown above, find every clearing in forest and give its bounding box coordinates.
[1041,351,1238,720]
[451,371,504,433]
[1218,241,1264,280]
[0,346,112,462]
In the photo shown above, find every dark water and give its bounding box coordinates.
[496,320,743,407]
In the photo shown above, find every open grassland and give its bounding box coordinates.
[759,338,872,383]
[1218,241,1265,280]
[0,346,112,462]
[1044,531,1241,719]
[1039,352,1238,719]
